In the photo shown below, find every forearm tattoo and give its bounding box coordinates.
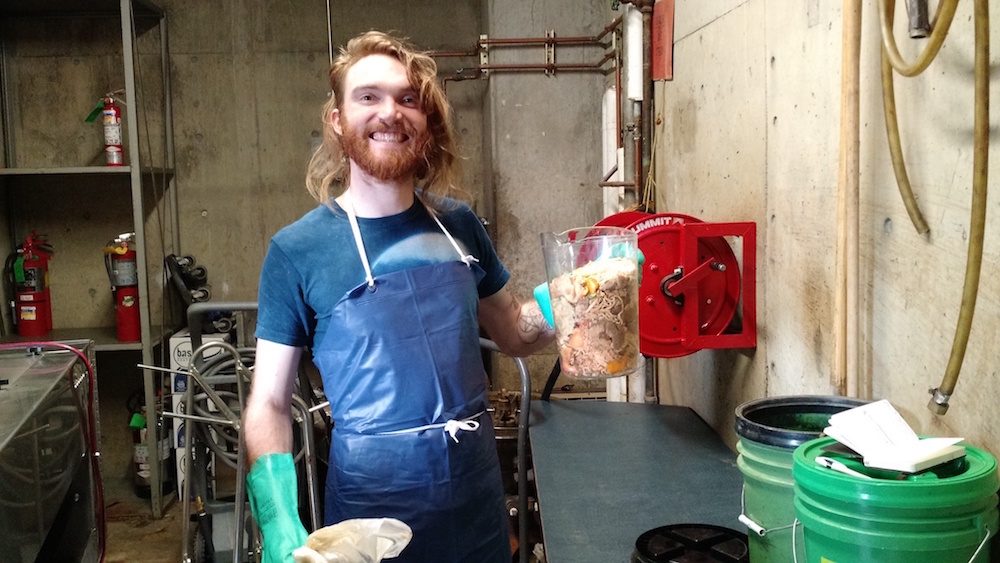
[518,300,553,344]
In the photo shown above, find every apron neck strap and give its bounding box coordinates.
[343,192,377,288]
[343,192,481,287]
[422,197,480,268]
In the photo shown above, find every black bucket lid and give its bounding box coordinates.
[632,523,749,562]
[734,395,869,449]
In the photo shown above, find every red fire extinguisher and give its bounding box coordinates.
[101,96,125,166]
[5,233,54,337]
[104,233,140,342]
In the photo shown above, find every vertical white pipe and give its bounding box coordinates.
[603,85,628,403]
[607,376,628,402]
[627,357,647,403]
[625,5,644,101]
[614,9,649,403]
[602,87,623,216]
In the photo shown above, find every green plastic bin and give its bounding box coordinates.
[793,437,998,563]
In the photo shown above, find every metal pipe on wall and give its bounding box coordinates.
[596,2,648,200]
[480,36,605,47]
[479,60,612,72]
[906,0,931,37]
[613,0,654,403]
[431,48,481,58]
[615,29,623,150]
[624,5,644,102]
[603,84,627,403]
[0,40,16,335]
[325,0,334,65]
[603,87,624,214]
[431,17,622,58]
[431,16,633,210]
[640,4,654,208]
[618,0,654,207]
[442,61,613,83]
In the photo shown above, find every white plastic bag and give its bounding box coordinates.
[293,518,412,563]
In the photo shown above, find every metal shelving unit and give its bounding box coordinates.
[0,0,178,518]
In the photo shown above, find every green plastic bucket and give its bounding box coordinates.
[794,436,999,563]
[734,396,867,563]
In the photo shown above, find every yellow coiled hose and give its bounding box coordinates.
[878,0,959,234]
[879,0,989,414]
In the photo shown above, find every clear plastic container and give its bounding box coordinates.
[541,226,640,379]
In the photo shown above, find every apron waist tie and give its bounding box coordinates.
[377,410,486,443]
[443,418,480,443]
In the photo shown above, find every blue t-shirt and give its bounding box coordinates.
[256,198,510,349]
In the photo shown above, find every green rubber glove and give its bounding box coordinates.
[246,453,308,563]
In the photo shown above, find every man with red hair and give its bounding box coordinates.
[244,31,554,563]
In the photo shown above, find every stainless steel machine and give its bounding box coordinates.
[0,339,100,563]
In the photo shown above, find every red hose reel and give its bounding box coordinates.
[597,211,757,358]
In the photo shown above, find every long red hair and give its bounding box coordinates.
[305,31,465,210]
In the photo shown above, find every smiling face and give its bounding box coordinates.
[332,54,431,182]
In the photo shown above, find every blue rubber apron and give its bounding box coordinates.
[312,196,509,563]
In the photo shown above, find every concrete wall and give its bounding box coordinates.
[482,1,616,392]
[163,0,490,307]
[163,0,489,289]
[656,0,1000,455]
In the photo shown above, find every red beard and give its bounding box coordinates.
[339,121,431,181]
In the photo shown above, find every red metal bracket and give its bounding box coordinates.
[678,221,757,354]
[598,212,757,358]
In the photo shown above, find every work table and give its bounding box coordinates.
[529,399,743,562]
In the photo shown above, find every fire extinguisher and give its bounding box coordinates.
[4,233,54,337]
[101,96,125,166]
[104,232,140,342]
[85,91,125,166]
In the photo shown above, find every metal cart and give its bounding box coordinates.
[161,302,323,563]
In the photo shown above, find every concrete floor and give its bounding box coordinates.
[95,351,184,561]
[101,453,249,562]
[103,475,183,563]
